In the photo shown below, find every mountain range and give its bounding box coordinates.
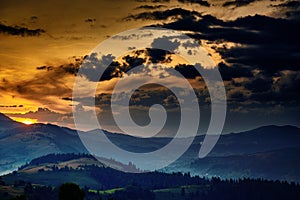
[1,113,300,182]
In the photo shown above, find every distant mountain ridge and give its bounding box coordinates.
[0,113,23,131]
[187,147,300,182]
[0,113,12,122]
[1,113,300,182]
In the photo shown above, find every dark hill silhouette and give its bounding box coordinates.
[1,153,300,200]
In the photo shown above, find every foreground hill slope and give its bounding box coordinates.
[1,153,300,200]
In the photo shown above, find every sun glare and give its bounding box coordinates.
[22,120,34,125]
[10,117,37,125]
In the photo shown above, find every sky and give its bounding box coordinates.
[0,0,299,136]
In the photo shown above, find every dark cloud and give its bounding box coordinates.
[79,52,145,82]
[217,43,300,73]
[112,32,153,40]
[225,69,300,106]
[178,0,210,7]
[147,49,173,63]
[61,97,72,101]
[151,36,180,52]
[124,8,201,21]
[79,53,121,82]
[270,0,300,19]
[80,85,181,110]
[36,57,82,75]
[135,5,166,10]
[173,64,201,79]
[84,18,96,23]
[122,51,146,68]
[130,85,180,109]
[84,18,96,28]
[218,63,253,81]
[93,84,182,136]
[244,76,273,93]
[0,23,45,36]
[163,94,182,108]
[217,15,299,73]
[6,107,73,124]
[222,0,256,7]
[79,49,176,82]
[121,48,173,71]
[76,49,298,117]
[272,1,300,8]
[29,16,38,23]
[36,65,54,71]
[135,0,170,2]
[170,62,253,81]
[140,48,174,63]
[285,10,300,19]
[36,66,47,70]
[161,13,224,32]
[0,105,23,108]
[0,58,85,108]
[35,54,134,83]
[272,70,300,103]
[157,12,300,74]
[3,71,71,97]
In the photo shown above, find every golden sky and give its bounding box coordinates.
[0,0,298,133]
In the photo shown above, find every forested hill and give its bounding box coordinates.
[1,153,300,200]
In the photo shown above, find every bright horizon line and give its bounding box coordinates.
[3,114,299,138]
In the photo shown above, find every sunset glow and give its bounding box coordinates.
[10,117,37,125]
[0,0,299,134]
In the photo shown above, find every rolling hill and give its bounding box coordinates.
[1,153,300,200]
[1,113,300,182]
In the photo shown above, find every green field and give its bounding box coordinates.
[87,185,210,200]
[89,187,124,194]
